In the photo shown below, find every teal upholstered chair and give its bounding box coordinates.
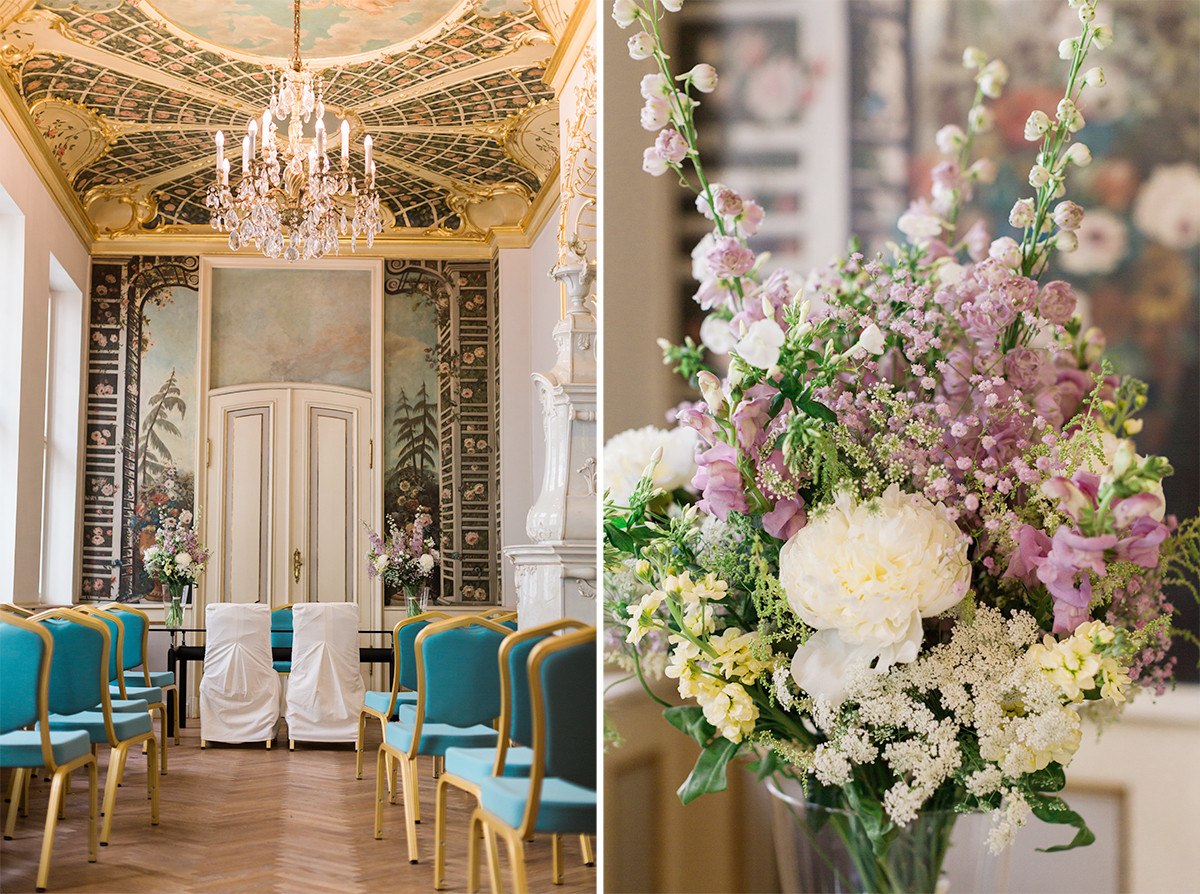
[32,608,160,847]
[467,626,596,894]
[355,610,449,786]
[433,619,591,890]
[270,604,294,674]
[374,615,511,864]
[76,606,168,774]
[0,612,98,892]
[103,603,180,745]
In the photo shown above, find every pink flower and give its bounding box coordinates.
[642,147,668,176]
[704,236,755,278]
[692,442,750,519]
[655,129,688,164]
[640,96,670,131]
[686,63,718,93]
[763,497,807,541]
[1038,281,1076,324]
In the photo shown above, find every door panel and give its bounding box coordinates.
[223,403,273,604]
[207,386,371,619]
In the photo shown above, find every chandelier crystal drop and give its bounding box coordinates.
[205,0,382,261]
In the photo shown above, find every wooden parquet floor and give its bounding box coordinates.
[0,722,596,894]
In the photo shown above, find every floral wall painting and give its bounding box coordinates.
[133,285,200,602]
[209,267,371,390]
[382,265,442,602]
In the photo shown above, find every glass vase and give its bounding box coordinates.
[405,585,428,617]
[768,776,1009,894]
[164,581,185,628]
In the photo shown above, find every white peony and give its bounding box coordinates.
[144,546,160,560]
[174,552,192,567]
[780,485,971,704]
[604,425,700,506]
[418,554,436,574]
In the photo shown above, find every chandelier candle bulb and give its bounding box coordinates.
[241,136,250,175]
[214,130,223,172]
[363,135,372,177]
[247,119,257,160]
[315,118,325,156]
[340,119,349,168]
[221,158,229,187]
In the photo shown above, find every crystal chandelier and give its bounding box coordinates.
[205,0,382,261]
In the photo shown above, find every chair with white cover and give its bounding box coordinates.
[199,603,280,748]
[285,602,366,749]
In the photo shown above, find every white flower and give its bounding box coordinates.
[1009,198,1036,229]
[780,485,971,702]
[1053,200,1084,231]
[1028,164,1051,188]
[174,552,192,568]
[180,511,193,525]
[1091,24,1113,49]
[418,554,435,574]
[1024,110,1051,142]
[144,546,160,560]
[660,0,683,10]
[696,370,724,411]
[627,33,654,61]
[640,73,670,100]
[1056,98,1084,132]
[699,313,737,354]
[1059,208,1127,275]
[962,46,987,70]
[612,0,640,28]
[850,322,886,356]
[642,147,668,176]
[968,105,994,133]
[1058,37,1078,60]
[1132,163,1200,250]
[977,60,1008,98]
[603,425,700,505]
[374,554,389,572]
[988,236,1022,269]
[1054,230,1078,252]
[1064,143,1092,167]
[935,124,966,154]
[684,63,718,94]
[734,318,785,369]
[897,210,942,241]
[640,96,670,131]
[1083,66,1106,88]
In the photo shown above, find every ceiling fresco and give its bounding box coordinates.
[0,0,565,247]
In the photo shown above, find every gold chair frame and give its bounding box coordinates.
[466,627,596,894]
[433,619,592,891]
[374,614,512,864]
[29,609,160,847]
[101,603,181,746]
[355,610,449,790]
[1,612,99,893]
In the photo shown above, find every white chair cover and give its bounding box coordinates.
[284,603,366,743]
[199,603,281,744]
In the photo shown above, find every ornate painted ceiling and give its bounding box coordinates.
[0,0,571,251]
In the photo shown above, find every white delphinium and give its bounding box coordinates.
[989,788,1033,853]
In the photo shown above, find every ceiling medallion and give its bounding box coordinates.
[204,0,382,261]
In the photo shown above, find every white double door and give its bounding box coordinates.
[204,385,373,627]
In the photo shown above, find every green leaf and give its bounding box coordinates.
[1030,793,1096,852]
[747,749,778,782]
[1027,762,1067,794]
[677,736,741,804]
[663,705,714,747]
[797,398,837,425]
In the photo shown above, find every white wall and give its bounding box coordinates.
[0,115,90,604]
[496,220,561,604]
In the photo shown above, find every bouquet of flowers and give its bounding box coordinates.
[605,0,1198,888]
[365,514,440,613]
[142,517,209,626]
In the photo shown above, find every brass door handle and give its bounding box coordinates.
[293,548,303,583]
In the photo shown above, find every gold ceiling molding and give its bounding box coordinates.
[0,0,35,33]
[445,181,532,237]
[469,98,558,182]
[29,96,114,182]
[542,0,592,96]
[556,44,594,264]
[530,0,576,43]
[81,180,157,237]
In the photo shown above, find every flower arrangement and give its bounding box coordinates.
[605,0,1198,885]
[142,517,209,589]
[365,514,440,609]
[142,517,208,626]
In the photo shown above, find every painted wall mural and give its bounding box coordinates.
[209,267,372,390]
[82,255,503,605]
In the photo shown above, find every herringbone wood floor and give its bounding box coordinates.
[0,722,596,894]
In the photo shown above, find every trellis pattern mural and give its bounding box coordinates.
[81,255,502,605]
